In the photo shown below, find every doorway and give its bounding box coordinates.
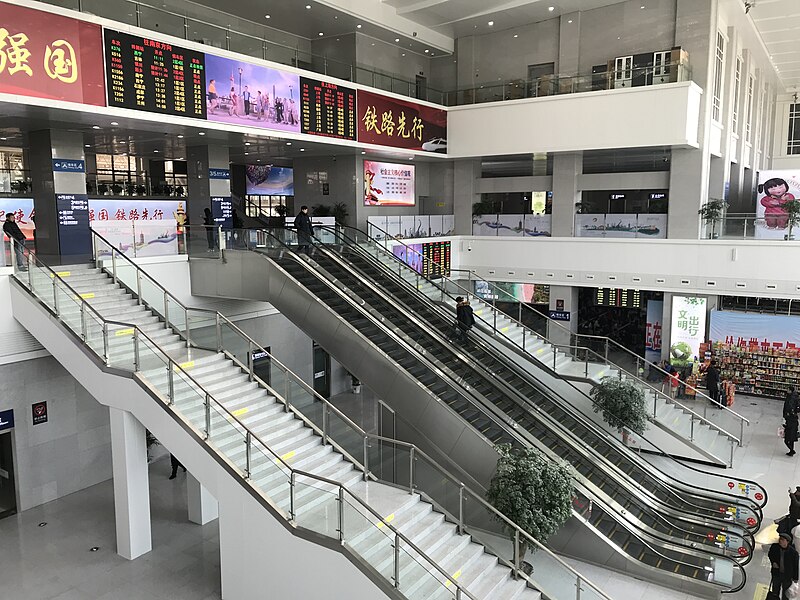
[312,342,331,399]
[0,432,17,519]
[415,75,427,100]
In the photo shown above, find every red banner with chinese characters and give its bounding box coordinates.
[357,90,447,153]
[0,2,105,105]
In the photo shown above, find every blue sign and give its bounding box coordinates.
[56,194,92,256]
[549,310,571,322]
[211,196,233,229]
[209,168,230,180]
[0,409,14,431]
[52,159,85,173]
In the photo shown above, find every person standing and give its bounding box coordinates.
[785,389,800,457]
[455,296,475,343]
[295,205,313,255]
[706,360,721,407]
[769,533,799,599]
[169,454,186,480]
[3,212,26,270]
[203,207,217,251]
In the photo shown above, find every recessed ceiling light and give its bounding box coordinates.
[356,24,362,28]
[286,142,292,146]
[568,19,573,23]
[424,49,429,53]
[548,6,555,11]
[361,151,366,155]
[513,34,518,38]
[245,142,251,146]
[198,132,205,135]
[84,143,89,147]
[318,32,324,36]
[371,43,375,46]
[488,21,494,26]
[244,152,249,155]
[92,125,100,129]
[402,53,406,56]
[257,158,261,162]
[110,121,119,126]
[305,4,311,8]
[264,14,270,19]
[300,148,306,152]
[177,134,184,139]
[409,156,414,160]
[153,149,159,153]
[395,38,400,42]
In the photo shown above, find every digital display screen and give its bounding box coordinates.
[364,160,415,206]
[245,165,294,196]
[422,241,451,279]
[594,288,641,308]
[56,194,91,256]
[104,29,206,119]
[300,77,356,140]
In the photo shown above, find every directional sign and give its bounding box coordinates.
[52,159,85,173]
[0,409,13,431]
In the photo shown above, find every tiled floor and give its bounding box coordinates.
[0,390,786,600]
[0,455,221,600]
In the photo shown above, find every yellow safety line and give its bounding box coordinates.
[115,328,134,336]
[179,360,194,369]
[80,293,95,299]
[50,271,71,278]
[536,347,546,355]
[377,513,395,529]
[445,569,462,587]
[232,407,248,417]
[753,583,768,600]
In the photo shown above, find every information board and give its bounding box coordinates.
[594,288,642,308]
[104,29,206,119]
[56,193,91,256]
[422,241,451,279]
[300,77,357,140]
[211,196,232,229]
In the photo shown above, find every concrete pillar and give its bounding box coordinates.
[187,145,231,225]
[109,407,152,560]
[547,286,578,348]
[551,153,581,237]
[558,13,581,75]
[187,474,218,525]
[453,159,480,235]
[667,148,706,239]
[28,129,90,263]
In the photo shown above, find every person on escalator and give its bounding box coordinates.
[768,533,799,599]
[784,389,800,457]
[455,296,475,344]
[295,205,314,256]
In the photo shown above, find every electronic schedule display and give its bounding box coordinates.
[300,77,356,140]
[104,29,206,119]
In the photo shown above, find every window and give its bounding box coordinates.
[789,104,800,155]
[745,75,754,143]
[712,32,725,122]
[732,58,742,131]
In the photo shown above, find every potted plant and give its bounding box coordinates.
[698,199,728,239]
[486,444,574,575]
[783,199,800,241]
[589,376,648,444]
[331,201,349,225]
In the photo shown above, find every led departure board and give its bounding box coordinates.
[422,240,451,279]
[300,77,356,140]
[594,287,642,308]
[104,29,206,119]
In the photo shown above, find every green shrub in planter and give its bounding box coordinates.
[590,376,648,436]
[486,444,574,568]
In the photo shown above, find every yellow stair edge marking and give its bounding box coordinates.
[376,513,395,529]
[536,347,546,355]
[275,450,296,465]
[753,583,769,600]
[445,569,463,587]
[232,407,249,417]
[174,360,195,371]
[50,271,71,278]
[80,292,95,299]
[115,328,134,336]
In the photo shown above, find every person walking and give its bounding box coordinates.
[203,207,217,251]
[768,533,799,599]
[169,454,186,480]
[706,360,721,407]
[3,212,26,270]
[455,296,475,343]
[295,205,313,255]
[785,389,800,457]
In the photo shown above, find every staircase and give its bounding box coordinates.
[363,241,742,467]
[14,257,560,600]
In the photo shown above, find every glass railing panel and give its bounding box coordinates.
[186,226,220,259]
[166,296,188,338]
[249,435,292,510]
[53,278,84,335]
[410,452,460,523]
[137,5,186,39]
[287,379,320,427]
[369,437,410,490]
[396,537,455,600]
[341,495,395,584]
[186,309,217,352]
[219,320,249,368]
[527,542,583,600]
[136,274,164,317]
[112,261,137,299]
[185,18,227,52]
[105,324,135,370]
[293,475,340,538]
[325,405,363,467]
[228,30,262,60]
[82,311,107,362]
[208,402,247,474]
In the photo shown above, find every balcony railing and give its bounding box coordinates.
[717,214,800,241]
[85,173,187,198]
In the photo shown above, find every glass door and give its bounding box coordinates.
[312,342,331,399]
[614,56,633,88]
[0,431,17,519]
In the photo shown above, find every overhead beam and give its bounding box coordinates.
[394,0,452,16]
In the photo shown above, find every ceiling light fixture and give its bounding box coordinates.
[110,121,119,126]
[305,4,311,8]
[361,151,366,155]
[300,148,306,151]
[153,149,159,153]
[84,143,90,147]
[548,6,555,11]
[318,32,324,36]
[286,142,292,146]
[92,125,100,129]
[402,53,406,56]
[177,134,184,138]
[488,20,494,26]
[356,24,362,28]
[264,14,270,19]
[513,34,518,38]
[395,38,400,42]
[424,49,429,53]
[568,19,573,23]
[198,132,205,135]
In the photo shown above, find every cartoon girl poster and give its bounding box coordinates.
[756,171,800,239]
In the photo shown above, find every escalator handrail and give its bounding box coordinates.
[322,224,768,517]
[242,233,747,592]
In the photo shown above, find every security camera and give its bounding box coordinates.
[413,31,418,37]
[467,246,473,252]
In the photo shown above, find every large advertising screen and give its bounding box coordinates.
[246,165,294,196]
[300,77,356,140]
[0,198,35,240]
[669,296,707,365]
[357,90,447,153]
[88,198,184,223]
[0,3,105,106]
[755,171,800,240]
[364,160,415,206]
[104,29,205,118]
[205,54,300,132]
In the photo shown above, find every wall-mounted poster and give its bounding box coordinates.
[645,300,663,363]
[0,198,35,240]
[88,199,184,223]
[755,171,800,240]
[205,54,300,132]
[669,296,707,365]
[0,3,105,106]
[364,160,415,206]
[245,165,294,195]
[357,90,447,153]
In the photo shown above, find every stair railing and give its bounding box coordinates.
[75,232,616,600]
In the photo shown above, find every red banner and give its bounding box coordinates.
[357,90,447,153]
[0,3,105,106]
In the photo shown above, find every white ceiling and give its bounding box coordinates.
[748,0,800,91]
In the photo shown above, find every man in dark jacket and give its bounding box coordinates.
[455,296,475,343]
[295,205,314,255]
[3,212,26,270]
[706,360,721,407]
[785,389,799,457]
[769,533,799,599]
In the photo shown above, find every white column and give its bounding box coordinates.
[453,159,481,235]
[551,153,582,237]
[187,474,218,525]
[109,407,152,560]
[547,286,579,348]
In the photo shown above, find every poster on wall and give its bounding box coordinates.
[392,243,424,274]
[645,300,663,363]
[357,90,447,153]
[245,165,294,195]
[204,54,300,132]
[88,199,184,223]
[364,160,415,206]
[755,171,800,240]
[709,310,800,348]
[92,219,179,257]
[0,198,35,240]
[669,296,707,365]
[0,3,105,106]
